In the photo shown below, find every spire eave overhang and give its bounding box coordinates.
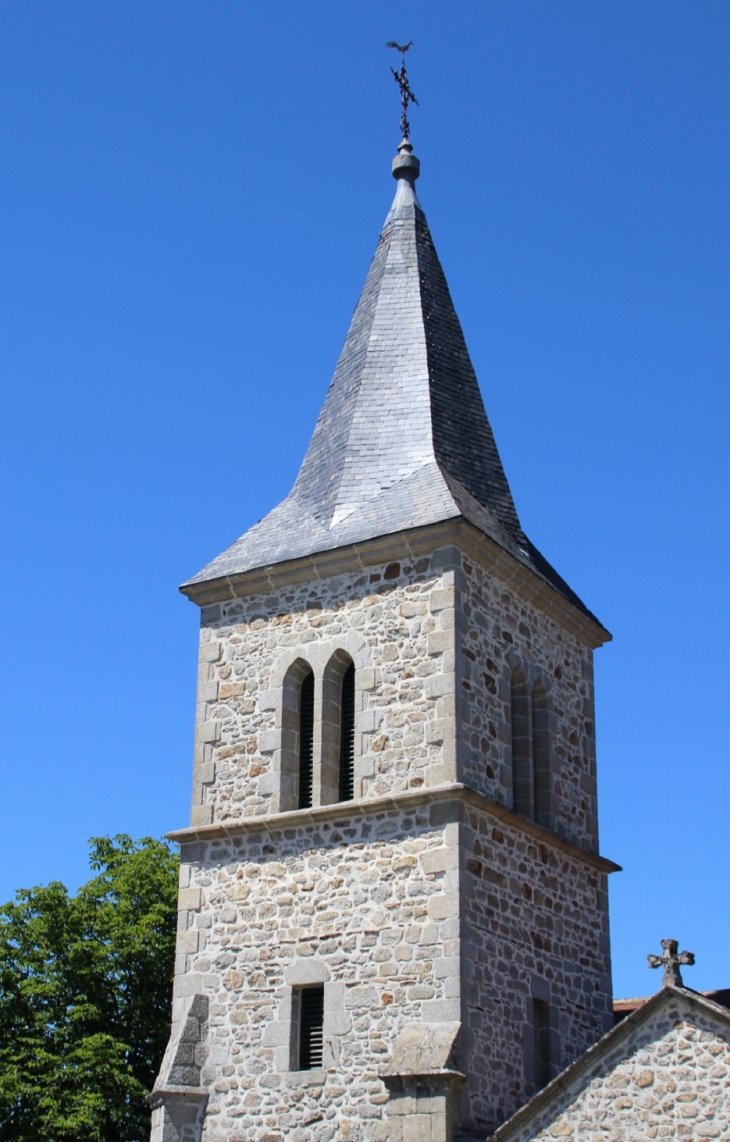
[180,516,610,649]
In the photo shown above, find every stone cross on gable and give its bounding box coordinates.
[647,938,695,988]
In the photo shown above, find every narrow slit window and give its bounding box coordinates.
[511,667,533,819]
[298,985,324,1070]
[532,680,551,828]
[298,671,315,809]
[338,663,355,801]
[533,999,553,1090]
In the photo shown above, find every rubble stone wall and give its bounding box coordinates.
[459,807,613,1135]
[174,537,611,1140]
[190,548,461,828]
[190,542,602,856]
[174,806,460,1142]
[456,557,600,853]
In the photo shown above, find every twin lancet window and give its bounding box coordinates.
[510,667,552,828]
[285,655,356,812]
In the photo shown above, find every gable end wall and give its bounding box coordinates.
[500,999,730,1142]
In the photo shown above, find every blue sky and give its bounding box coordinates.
[0,1,727,1000]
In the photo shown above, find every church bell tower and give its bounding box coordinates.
[150,129,618,1142]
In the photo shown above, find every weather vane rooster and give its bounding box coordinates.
[386,41,418,140]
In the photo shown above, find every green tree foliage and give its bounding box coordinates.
[0,836,179,1142]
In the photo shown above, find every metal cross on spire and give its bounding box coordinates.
[647,938,696,988]
[386,41,418,140]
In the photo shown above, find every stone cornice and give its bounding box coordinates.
[382,1069,466,1090]
[180,518,610,649]
[166,782,621,875]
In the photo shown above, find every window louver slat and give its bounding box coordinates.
[298,672,314,809]
[338,663,355,802]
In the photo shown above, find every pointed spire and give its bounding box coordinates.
[183,141,600,628]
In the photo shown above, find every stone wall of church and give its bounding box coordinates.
[178,537,612,1139]
[173,806,460,1142]
[497,1001,730,1142]
[458,806,613,1135]
[190,548,462,827]
[456,556,599,853]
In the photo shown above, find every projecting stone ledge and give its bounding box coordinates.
[166,782,621,876]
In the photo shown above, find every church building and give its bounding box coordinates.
[149,129,623,1142]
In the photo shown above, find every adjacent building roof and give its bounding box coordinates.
[182,139,604,631]
[614,988,730,1024]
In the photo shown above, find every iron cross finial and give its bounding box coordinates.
[386,41,418,140]
[647,938,695,988]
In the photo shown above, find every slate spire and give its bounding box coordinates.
[184,140,595,623]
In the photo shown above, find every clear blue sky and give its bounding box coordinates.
[0,1,727,1000]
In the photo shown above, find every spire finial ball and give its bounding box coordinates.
[392,138,420,182]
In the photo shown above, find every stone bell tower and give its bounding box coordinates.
[149,135,618,1142]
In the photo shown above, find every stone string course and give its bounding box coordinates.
[499,1001,730,1142]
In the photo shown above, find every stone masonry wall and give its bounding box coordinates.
[457,557,599,853]
[459,806,612,1135]
[190,549,461,827]
[500,1000,730,1142]
[190,543,602,854]
[175,537,612,1140]
[173,806,460,1142]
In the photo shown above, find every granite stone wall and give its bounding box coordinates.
[167,538,612,1141]
[190,544,600,855]
[190,550,460,828]
[456,558,599,853]
[174,807,460,1142]
[459,806,612,1135]
[168,792,613,1141]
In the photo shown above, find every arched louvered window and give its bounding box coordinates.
[298,670,315,810]
[532,679,551,828]
[511,666,533,819]
[338,662,355,802]
[321,651,356,805]
[280,659,314,812]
